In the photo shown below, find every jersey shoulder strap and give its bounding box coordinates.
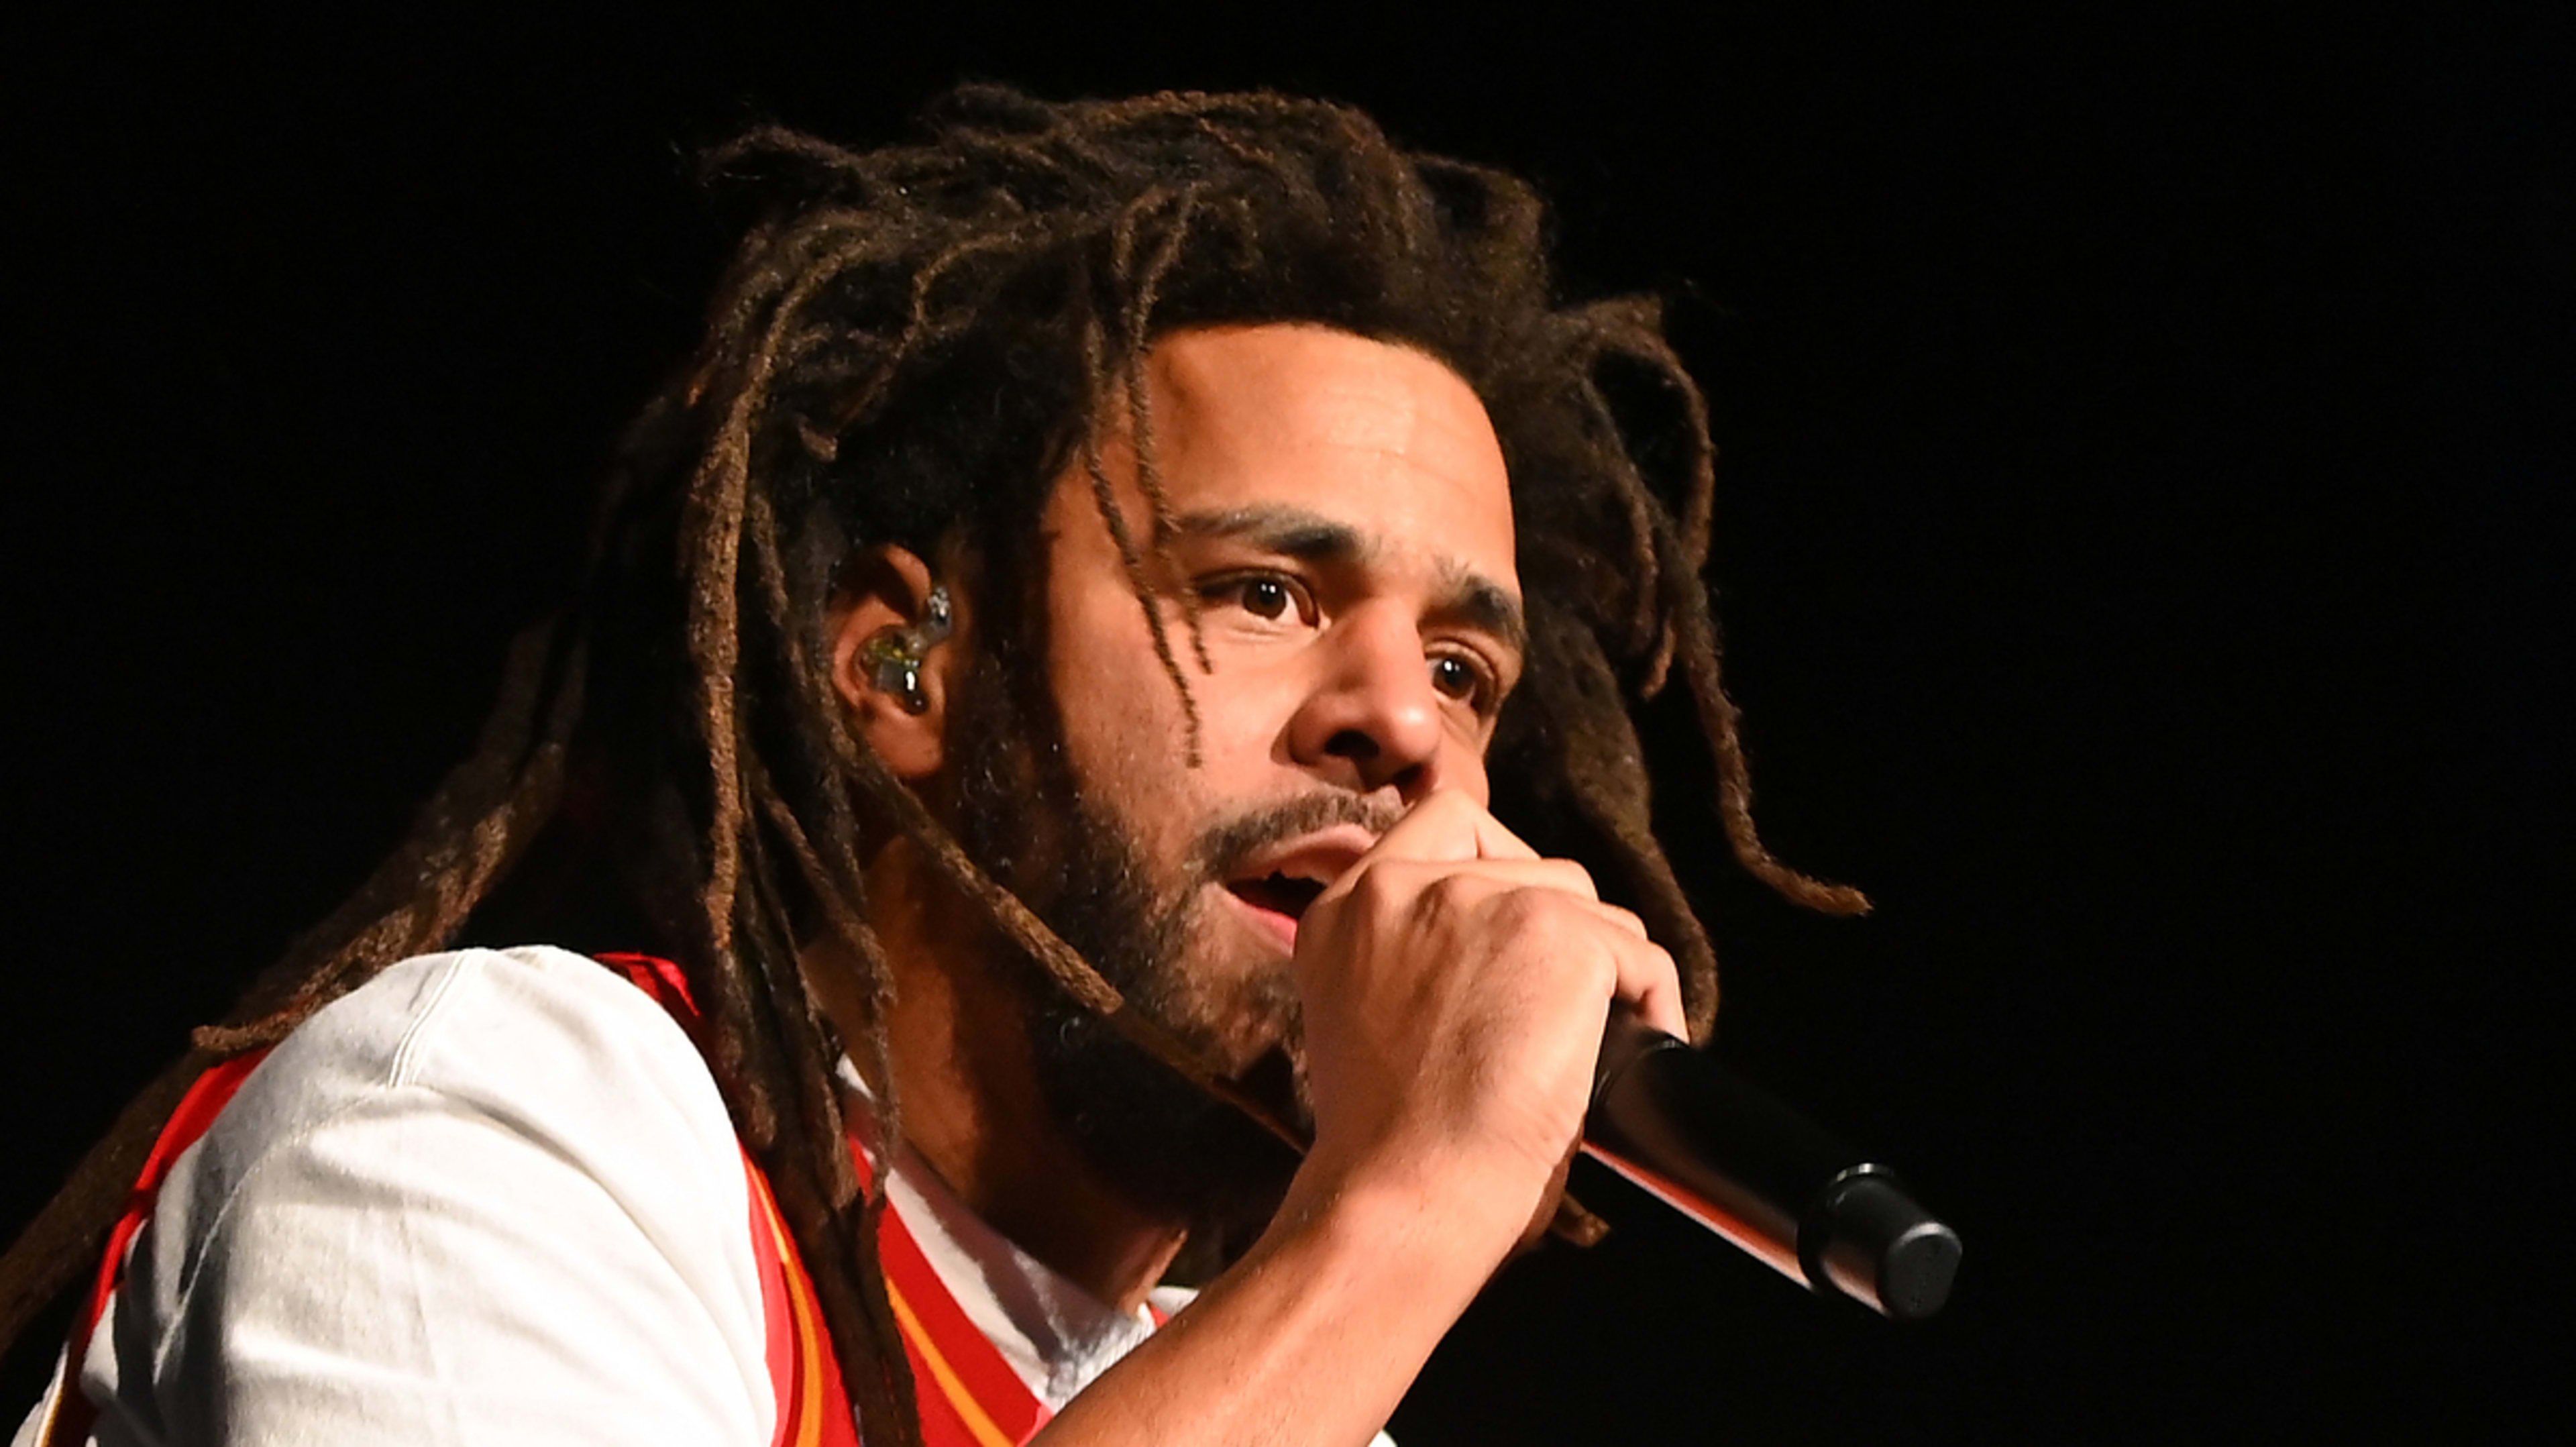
[597,954,1055,1447]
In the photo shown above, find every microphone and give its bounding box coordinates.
[1582,1011,1962,1322]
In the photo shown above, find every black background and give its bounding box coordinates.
[6,4,2567,1442]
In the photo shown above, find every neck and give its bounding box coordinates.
[801,840,1187,1314]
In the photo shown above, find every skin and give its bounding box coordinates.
[811,323,1684,1445]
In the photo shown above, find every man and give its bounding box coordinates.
[4,85,1860,1446]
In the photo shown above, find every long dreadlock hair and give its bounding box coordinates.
[0,84,1866,1446]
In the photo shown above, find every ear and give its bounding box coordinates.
[826,545,961,781]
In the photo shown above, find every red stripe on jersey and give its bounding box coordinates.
[612,951,1055,1445]
[877,1194,1054,1445]
[39,1049,270,1447]
[742,1159,863,1447]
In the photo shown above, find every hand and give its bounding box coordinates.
[1281,790,1685,1258]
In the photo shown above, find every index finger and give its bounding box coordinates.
[1363,788,1540,865]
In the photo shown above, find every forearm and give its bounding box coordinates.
[1034,1169,1518,1447]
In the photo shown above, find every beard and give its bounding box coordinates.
[935,646,1387,1279]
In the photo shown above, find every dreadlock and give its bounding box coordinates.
[0,84,1866,1446]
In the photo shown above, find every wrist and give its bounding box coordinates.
[1042,1135,1517,1444]
[1269,1141,1535,1286]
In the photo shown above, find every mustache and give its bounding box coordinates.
[1185,791,1403,887]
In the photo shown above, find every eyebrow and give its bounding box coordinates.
[1167,504,1529,660]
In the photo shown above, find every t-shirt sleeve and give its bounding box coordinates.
[76,947,777,1447]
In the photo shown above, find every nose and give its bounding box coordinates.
[1284,604,1463,802]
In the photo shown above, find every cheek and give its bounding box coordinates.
[1165,905,1305,1073]
[1047,568,1168,739]
[1452,747,1496,807]
[1046,602,1214,866]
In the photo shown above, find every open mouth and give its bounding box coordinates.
[1225,873,1326,922]
[1210,823,1375,951]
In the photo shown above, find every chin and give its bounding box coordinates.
[1177,916,1311,1103]
[1024,993,1306,1275]
[1020,909,1311,1276]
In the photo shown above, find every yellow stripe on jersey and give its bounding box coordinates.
[885,1278,1019,1447]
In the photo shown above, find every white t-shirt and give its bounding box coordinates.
[11,947,1200,1446]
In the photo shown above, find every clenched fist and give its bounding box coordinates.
[1285,790,1686,1262]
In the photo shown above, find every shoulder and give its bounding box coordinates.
[168,943,754,1285]
[175,946,743,1217]
[244,945,706,1108]
[248,947,720,1130]
[98,947,776,1445]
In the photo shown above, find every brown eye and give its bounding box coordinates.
[1430,654,1487,703]
[1240,578,1293,620]
[1202,572,1314,625]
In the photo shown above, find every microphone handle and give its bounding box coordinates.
[1580,1012,1962,1322]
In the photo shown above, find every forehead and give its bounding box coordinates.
[1124,325,1517,593]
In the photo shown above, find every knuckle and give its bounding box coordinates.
[1418,871,1484,917]
[1543,859,1601,898]
[1350,859,1438,919]
[1485,886,1558,935]
[1610,924,1670,967]
[1591,955,1624,998]
[1341,861,1401,918]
